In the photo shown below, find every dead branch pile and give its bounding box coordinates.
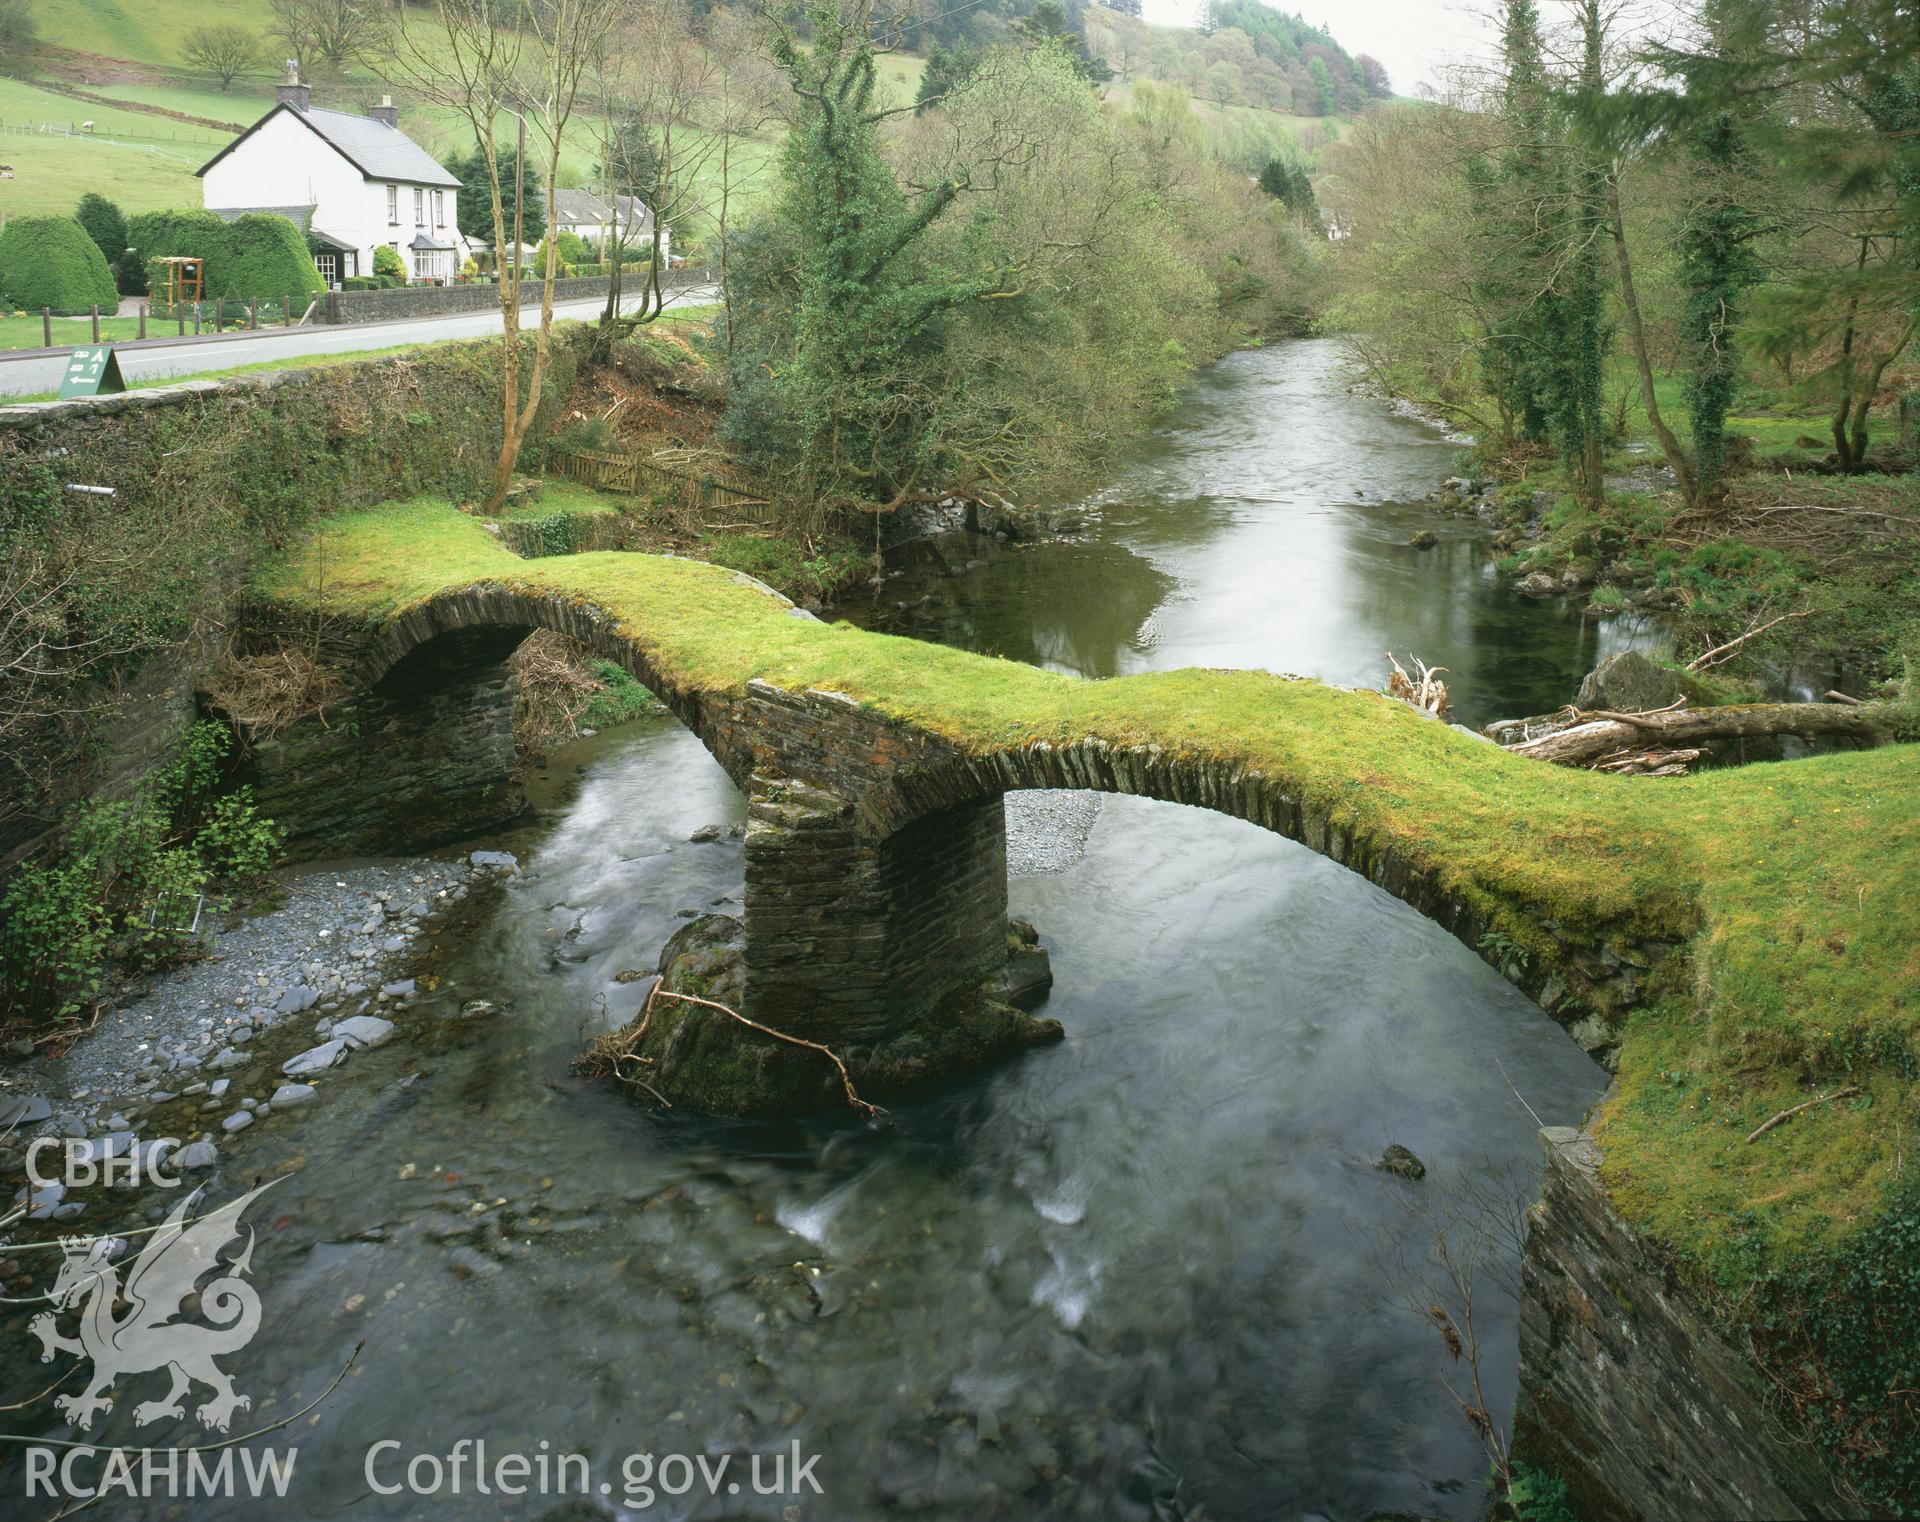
[574,982,885,1118]
[508,631,605,755]
[1387,653,1450,719]
[202,646,347,741]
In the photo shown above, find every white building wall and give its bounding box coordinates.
[204,110,470,283]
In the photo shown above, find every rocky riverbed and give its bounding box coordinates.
[0,852,521,1233]
[0,780,1095,1241]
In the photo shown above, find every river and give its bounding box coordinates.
[7,339,1634,1521]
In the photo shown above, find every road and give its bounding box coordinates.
[0,285,719,399]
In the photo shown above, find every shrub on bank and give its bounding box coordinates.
[0,723,281,1029]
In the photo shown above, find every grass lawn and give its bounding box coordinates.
[0,312,143,350]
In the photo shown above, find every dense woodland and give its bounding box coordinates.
[1324,0,1920,688]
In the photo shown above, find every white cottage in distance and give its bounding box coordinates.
[198,68,470,287]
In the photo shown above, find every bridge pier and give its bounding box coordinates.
[743,777,1012,1045]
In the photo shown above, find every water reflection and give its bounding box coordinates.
[846,340,1666,728]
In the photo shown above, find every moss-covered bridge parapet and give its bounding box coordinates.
[253,499,1920,1296]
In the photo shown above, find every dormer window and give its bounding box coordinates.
[386,185,398,224]
[413,188,424,225]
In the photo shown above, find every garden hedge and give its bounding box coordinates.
[0,216,120,316]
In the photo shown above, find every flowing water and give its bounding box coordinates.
[8,340,1644,1521]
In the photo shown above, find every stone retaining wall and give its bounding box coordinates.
[1515,1127,1852,1520]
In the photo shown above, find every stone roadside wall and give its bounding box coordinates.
[1515,1127,1854,1521]
[324,272,706,325]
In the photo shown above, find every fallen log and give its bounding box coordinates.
[1506,700,1897,769]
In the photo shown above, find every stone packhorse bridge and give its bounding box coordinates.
[247,502,1707,1082]
[244,500,1910,1521]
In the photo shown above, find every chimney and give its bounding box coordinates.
[276,62,310,113]
[369,94,399,128]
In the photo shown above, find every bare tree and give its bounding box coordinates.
[583,0,783,360]
[390,0,623,513]
[1365,1157,1538,1500]
[181,25,265,92]
[269,0,388,78]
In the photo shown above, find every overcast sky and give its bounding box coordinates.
[1136,0,1500,99]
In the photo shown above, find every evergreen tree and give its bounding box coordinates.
[917,42,979,114]
[1257,157,1317,216]
[73,194,127,265]
[445,145,545,246]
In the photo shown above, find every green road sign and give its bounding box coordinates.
[58,345,127,399]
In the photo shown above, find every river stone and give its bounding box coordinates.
[282,1039,349,1076]
[469,850,518,871]
[275,985,319,1015]
[1515,571,1559,598]
[1576,649,1684,714]
[1376,1144,1427,1180]
[20,1182,66,1219]
[1409,529,1438,549]
[0,1096,51,1127]
[221,1111,254,1134]
[70,1131,135,1167]
[334,1015,395,1050]
[176,1140,219,1171]
[208,1046,253,1071]
[270,1083,318,1110]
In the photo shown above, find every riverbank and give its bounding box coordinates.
[1363,349,1920,695]
[0,854,512,1233]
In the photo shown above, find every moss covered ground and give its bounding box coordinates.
[257,493,1920,1299]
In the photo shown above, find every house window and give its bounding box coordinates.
[433,190,444,227]
[412,249,447,283]
[413,187,424,225]
[386,185,398,224]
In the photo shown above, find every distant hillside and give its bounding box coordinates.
[0,0,1369,224]
[1083,0,1390,118]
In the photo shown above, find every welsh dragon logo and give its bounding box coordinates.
[29,1182,275,1434]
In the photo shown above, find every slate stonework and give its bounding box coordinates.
[1515,1127,1853,1521]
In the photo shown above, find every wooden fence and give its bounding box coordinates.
[556,448,781,528]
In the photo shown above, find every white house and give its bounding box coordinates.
[549,189,669,264]
[198,70,469,287]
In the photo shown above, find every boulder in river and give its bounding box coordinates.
[1575,649,1685,714]
[1514,571,1559,598]
[1376,1144,1427,1180]
[1408,529,1438,550]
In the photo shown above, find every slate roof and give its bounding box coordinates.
[549,188,655,232]
[198,103,462,189]
[209,204,315,228]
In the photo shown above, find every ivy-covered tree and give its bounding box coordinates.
[722,3,1025,509]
